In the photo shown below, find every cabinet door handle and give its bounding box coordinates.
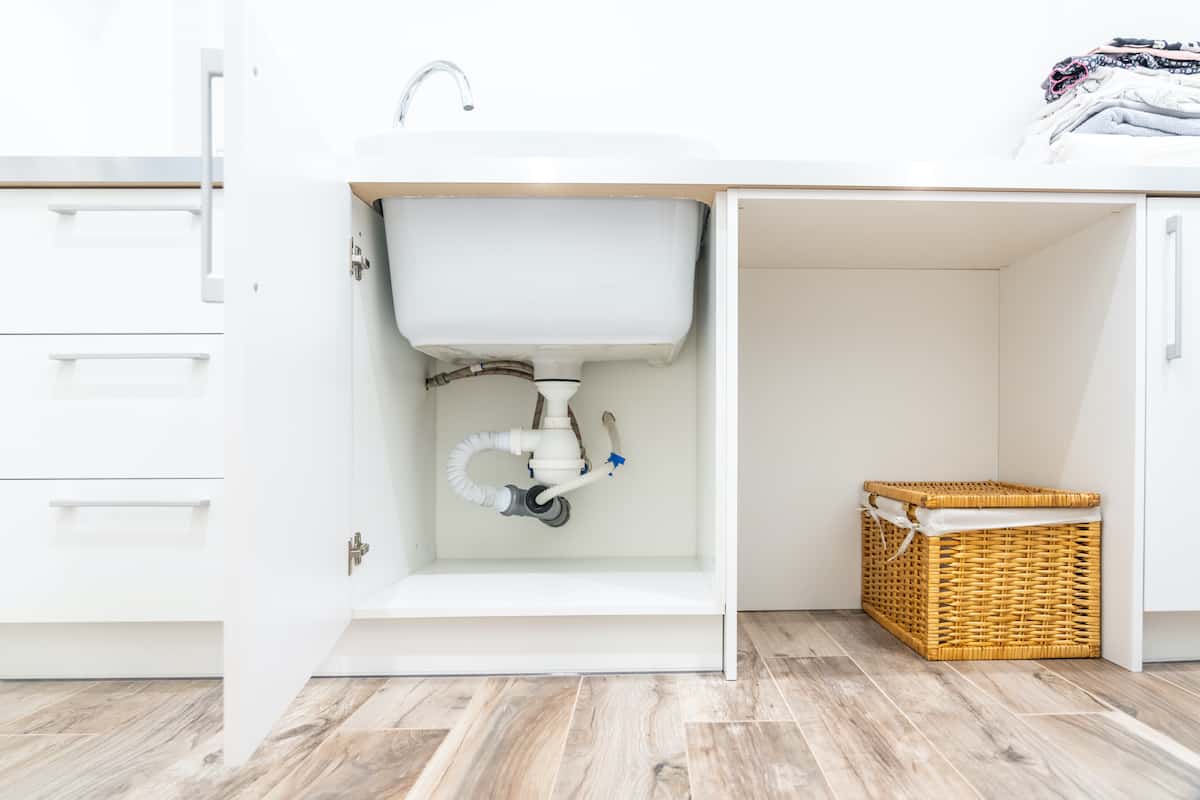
[49,204,202,215]
[48,352,211,361]
[49,499,211,508]
[200,48,224,304]
[1167,215,1183,361]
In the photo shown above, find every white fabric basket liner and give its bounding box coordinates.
[860,491,1101,537]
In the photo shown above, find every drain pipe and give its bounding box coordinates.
[446,431,515,512]
[534,412,625,505]
[446,429,572,527]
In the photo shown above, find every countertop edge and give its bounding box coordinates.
[348,157,1200,204]
[7,155,1193,198]
[0,156,224,187]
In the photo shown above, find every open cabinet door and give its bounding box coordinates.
[223,0,355,765]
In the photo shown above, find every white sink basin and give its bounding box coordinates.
[382,195,705,367]
[359,129,713,369]
[355,129,718,162]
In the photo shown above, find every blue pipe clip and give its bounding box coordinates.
[606,451,626,476]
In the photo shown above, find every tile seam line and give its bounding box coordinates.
[808,613,985,800]
[543,674,583,800]
[1013,710,1113,717]
[680,689,697,800]
[942,659,1114,714]
[951,660,1168,795]
[757,646,839,799]
[254,680,385,798]
[1144,669,1200,701]
[742,614,840,794]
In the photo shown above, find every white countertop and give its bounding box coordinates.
[4,155,1190,199]
[0,156,223,186]
[350,157,1200,205]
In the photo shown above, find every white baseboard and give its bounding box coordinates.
[1144,611,1200,662]
[319,615,724,676]
[1,615,724,679]
[0,622,223,679]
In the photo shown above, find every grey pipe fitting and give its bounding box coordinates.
[500,484,571,528]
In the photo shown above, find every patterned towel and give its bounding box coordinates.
[1042,52,1200,102]
[1109,37,1200,53]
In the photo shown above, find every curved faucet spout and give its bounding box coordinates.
[394,60,474,128]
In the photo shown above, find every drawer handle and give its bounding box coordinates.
[200,48,224,304]
[48,352,211,361]
[49,204,202,215]
[49,499,211,508]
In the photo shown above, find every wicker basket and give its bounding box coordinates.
[861,480,1101,661]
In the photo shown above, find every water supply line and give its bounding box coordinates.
[426,360,534,387]
[426,360,590,471]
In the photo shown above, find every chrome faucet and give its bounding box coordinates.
[394,60,474,128]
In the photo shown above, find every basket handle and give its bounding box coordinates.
[885,502,922,562]
[862,496,923,561]
[862,494,886,548]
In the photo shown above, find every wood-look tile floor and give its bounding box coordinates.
[4,612,1200,799]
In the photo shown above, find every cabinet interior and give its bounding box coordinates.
[348,198,724,619]
[737,191,1141,665]
[346,189,1142,664]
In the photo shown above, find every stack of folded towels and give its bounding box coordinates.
[1016,37,1200,164]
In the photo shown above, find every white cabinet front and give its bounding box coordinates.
[0,479,223,622]
[1146,198,1200,611]
[0,334,223,479]
[0,188,224,334]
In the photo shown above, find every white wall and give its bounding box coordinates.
[738,268,1000,610]
[4,0,1190,159]
[2,0,222,156]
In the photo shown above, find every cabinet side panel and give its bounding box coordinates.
[351,197,437,603]
[999,204,1144,670]
[696,200,718,576]
[722,192,738,679]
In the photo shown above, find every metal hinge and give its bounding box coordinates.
[350,239,370,281]
[347,531,370,575]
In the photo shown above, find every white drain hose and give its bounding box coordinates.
[534,412,624,505]
[447,431,513,511]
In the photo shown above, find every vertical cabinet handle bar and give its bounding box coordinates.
[1167,215,1183,361]
[201,48,224,304]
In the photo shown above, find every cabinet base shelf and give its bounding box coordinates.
[352,557,722,619]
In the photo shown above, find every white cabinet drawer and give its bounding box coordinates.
[0,188,223,334]
[0,335,223,479]
[0,479,223,622]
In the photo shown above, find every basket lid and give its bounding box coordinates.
[863,480,1100,509]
